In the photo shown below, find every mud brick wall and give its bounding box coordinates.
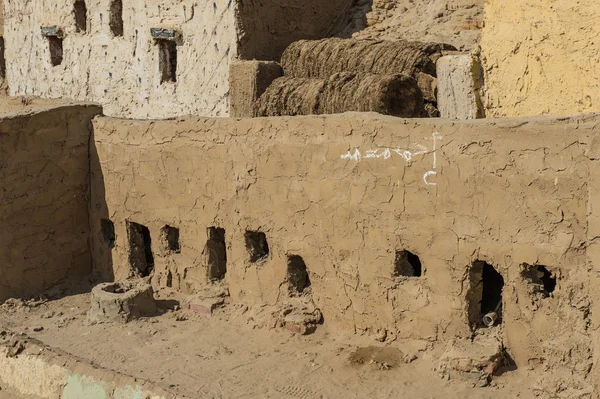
[2,0,350,119]
[90,113,600,393]
[0,103,102,300]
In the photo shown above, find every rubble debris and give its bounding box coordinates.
[437,335,505,387]
[279,297,322,335]
[182,285,228,316]
[5,339,25,358]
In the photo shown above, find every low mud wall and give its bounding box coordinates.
[0,103,101,301]
[90,112,600,394]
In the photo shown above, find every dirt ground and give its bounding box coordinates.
[0,285,538,399]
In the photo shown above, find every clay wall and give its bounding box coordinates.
[2,0,351,119]
[0,102,102,301]
[481,0,600,117]
[3,0,237,119]
[90,112,600,394]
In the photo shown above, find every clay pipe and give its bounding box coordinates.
[482,301,502,327]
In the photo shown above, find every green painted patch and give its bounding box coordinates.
[62,374,109,399]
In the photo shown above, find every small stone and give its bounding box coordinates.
[41,311,55,319]
[32,326,44,332]
[372,328,387,342]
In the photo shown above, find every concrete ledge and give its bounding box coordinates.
[0,330,183,399]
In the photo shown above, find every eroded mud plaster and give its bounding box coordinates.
[89,112,600,395]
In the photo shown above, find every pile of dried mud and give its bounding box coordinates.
[254,72,423,117]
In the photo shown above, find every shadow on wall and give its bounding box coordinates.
[332,0,374,38]
[89,128,115,284]
[236,0,360,61]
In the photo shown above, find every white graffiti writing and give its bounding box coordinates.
[340,132,443,187]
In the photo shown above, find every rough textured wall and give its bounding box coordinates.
[481,0,600,117]
[336,0,483,51]
[0,102,102,301]
[3,0,237,118]
[235,0,353,61]
[90,112,600,395]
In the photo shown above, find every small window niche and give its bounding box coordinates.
[394,250,422,277]
[101,219,116,248]
[126,221,154,277]
[206,227,227,281]
[244,230,269,263]
[74,0,88,33]
[0,37,6,80]
[109,0,124,37]
[41,26,64,66]
[521,264,556,298]
[287,255,311,295]
[151,28,179,84]
[467,261,505,330]
[161,225,180,253]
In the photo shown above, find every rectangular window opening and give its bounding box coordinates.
[48,36,64,66]
[109,0,124,37]
[206,227,227,281]
[158,39,177,83]
[74,0,88,33]
[126,221,154,277]
[0,37,5,80]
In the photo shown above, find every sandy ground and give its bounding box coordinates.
[0,286,538,399]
